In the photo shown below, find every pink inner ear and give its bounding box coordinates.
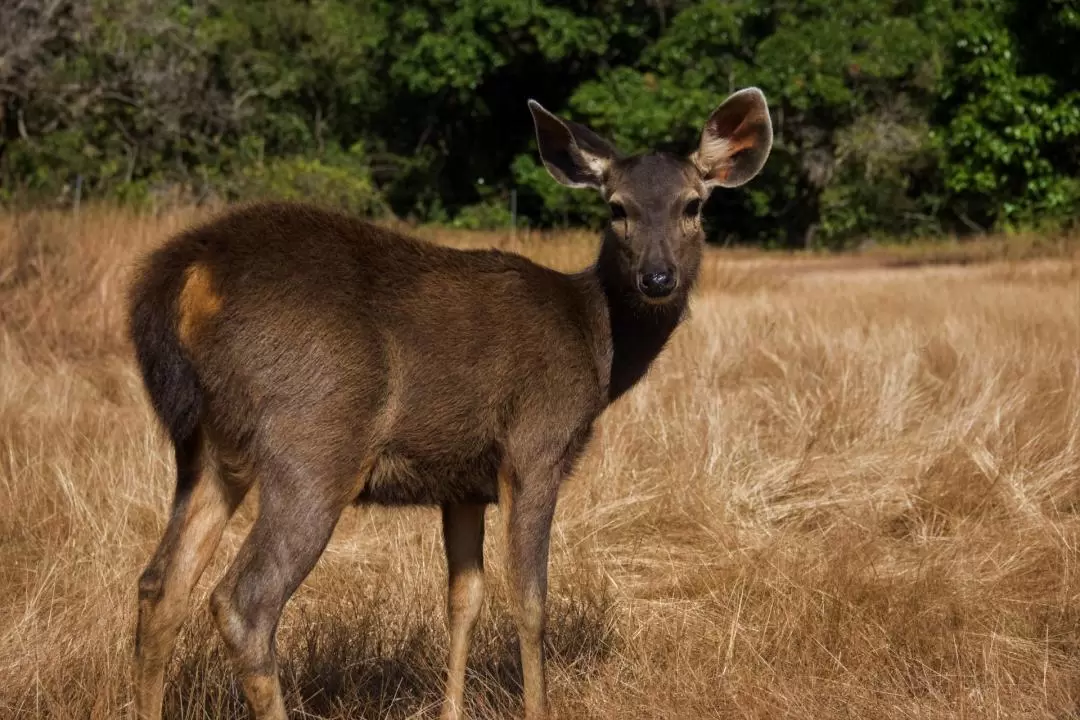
[711,109,750,140]
[704,129,757,183]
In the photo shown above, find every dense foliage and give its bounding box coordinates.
[2,0,1077,246]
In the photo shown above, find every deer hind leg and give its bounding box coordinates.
[499,460,561,720]
[209,465,348,720]
[135,433,249,720]
[441,502,486,720]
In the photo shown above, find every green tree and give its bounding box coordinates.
[2,0,1077,242]
[933,0,1080,231]
[544,0,944,247]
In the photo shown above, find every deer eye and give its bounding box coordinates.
[683,198,702,217]
[609,202,627,221]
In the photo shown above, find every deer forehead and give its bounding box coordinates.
[604,153,705,208]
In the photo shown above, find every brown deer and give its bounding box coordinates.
[128,88,772,720]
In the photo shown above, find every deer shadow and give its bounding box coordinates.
[167,585,615,719]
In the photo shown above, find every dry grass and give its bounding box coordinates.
[1,205,1079,719]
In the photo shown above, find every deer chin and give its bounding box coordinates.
[638,291,680,307]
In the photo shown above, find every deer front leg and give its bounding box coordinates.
[499,463,559,720]
[441,502,486,720]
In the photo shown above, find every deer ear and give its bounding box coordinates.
[528,100,620,189]
[692,87,773,189]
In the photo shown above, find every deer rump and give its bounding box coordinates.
[131,201,608,508]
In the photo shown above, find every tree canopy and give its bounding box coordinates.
[2,0,1077,247]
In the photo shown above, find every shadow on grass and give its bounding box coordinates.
[166,585,616,719]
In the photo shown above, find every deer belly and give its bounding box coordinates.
[353,445,501,506]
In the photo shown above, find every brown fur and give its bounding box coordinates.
[128,90,772,719]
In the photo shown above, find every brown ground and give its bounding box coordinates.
[1,207,1079,719]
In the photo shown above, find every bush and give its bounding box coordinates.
[451,199,515,230]
[223,149,387,217]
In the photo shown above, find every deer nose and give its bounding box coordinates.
[637,270,678,298]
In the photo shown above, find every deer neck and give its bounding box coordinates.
[593,236,699,403]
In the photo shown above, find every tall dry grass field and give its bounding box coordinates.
[1,207,1079,719]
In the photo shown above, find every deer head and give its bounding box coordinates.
[529,88,773,304]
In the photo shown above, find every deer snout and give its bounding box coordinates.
[637,268,678,299]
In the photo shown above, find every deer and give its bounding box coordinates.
[128,87,772,720]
